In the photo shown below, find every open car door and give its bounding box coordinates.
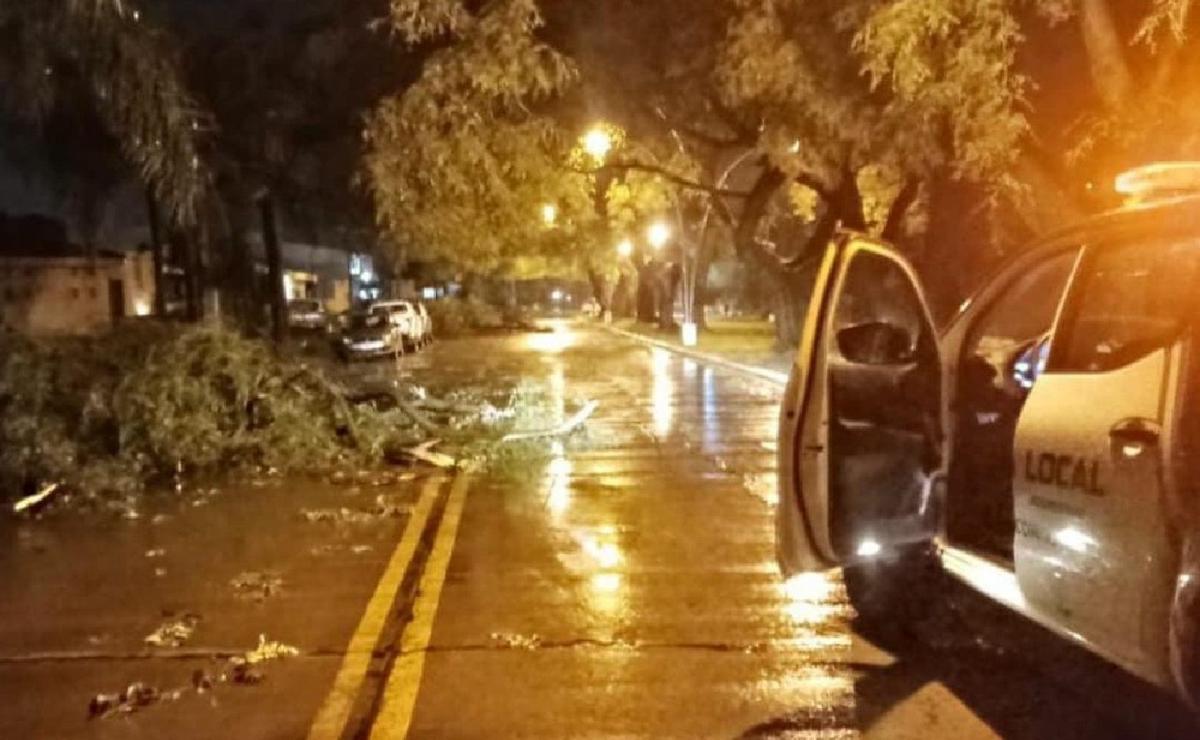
[778,235,943,576]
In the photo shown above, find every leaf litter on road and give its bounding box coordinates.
[89,634,302,719]
[144,613,201,648]
[230,571,284,601]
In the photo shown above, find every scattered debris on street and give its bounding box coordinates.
[11,483,61,515]
[502,400,599,443]
[144,613,201,648]
[230,571,285,601]
[89,682,182,719]
[87,634,301,720]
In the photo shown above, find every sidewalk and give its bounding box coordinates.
[604,319,791,386]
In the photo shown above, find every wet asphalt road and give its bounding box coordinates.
[369,322,1198,739]
[1,321,1197,738]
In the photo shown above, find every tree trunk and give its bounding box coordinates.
[692,231,720,330]
[612,272,634,318]
[657,263,681,332]
[919,174,994,322]
[1079,0,1133,109]
[767,262,823,350]
[635,262,658,323]
[146,188,166,317]
[183,231,202,321]
[586,268,610,314]
[258,195,287,345]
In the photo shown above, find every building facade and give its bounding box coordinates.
[0,250,155,335]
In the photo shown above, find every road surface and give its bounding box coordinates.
[356,322,1196,739]
[0,321,1194,739]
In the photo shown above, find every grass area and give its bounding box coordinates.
[615,318,780,357]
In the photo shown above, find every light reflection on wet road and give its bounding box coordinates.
[389,321,1196,739]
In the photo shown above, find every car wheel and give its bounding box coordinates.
[1170,532,1200,709]
[842,542,943,651]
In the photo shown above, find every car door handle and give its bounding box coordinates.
[1109,419,1160,457]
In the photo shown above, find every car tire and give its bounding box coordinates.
[1170,531,1200,709]
[842,542,943,651]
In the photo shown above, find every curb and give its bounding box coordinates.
[601,325,789,387]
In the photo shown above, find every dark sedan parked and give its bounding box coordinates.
[334,312,400,361]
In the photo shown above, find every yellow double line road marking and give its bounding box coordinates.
[369,472,470,739]
[307,473,470,740]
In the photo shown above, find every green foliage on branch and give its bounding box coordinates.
[0,326,382,500]
[425,298,503,337]
[364,0,676,281]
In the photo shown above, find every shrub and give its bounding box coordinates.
[426,297,503,338]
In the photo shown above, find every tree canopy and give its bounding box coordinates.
[0,1,210,226]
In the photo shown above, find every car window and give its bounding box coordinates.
[831,250,927,359]
[348,313,384,330]
[1055,236,1200,372]
[962,249,1077,392]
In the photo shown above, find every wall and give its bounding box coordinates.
[0,253,155,335]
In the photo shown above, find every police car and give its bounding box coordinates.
[777,163,1200,706]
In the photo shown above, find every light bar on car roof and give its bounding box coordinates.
[1115,162,1200,201]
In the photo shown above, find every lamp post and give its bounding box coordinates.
[582,125,616,323]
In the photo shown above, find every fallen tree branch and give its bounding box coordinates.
[12,483,61,514]
[400,439,457,468]
[393,395,443,435]
[502,400,599,443]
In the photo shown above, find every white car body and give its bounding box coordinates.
[778,189,1200,705]
[415,302,433,342]
[368,300,423,348]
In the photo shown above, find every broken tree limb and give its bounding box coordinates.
[394,396,443,435]
[401,440,457,469]
[12,483,61,514]
[502,400,599,443]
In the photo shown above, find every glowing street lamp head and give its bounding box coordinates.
[647,221,671,250]
[541,203,557,226]
[616,238,634,258]
[583,127,613,162]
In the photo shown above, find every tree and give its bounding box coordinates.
[163,0,408,338]
[364,0,678,312]
[365,0,1200,346]
[0,0,210,227]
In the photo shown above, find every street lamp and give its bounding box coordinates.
[616,238,633,258]
[582,127,613,163]
[541,203,557,226]
[647,221,671,250]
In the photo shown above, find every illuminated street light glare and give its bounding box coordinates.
[583,127,613,162]
[551,289,564,302]
[542,203,557,225]
[647,221,671,250]
[616,239,634,258]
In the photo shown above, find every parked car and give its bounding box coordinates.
[368,300,424,350]
[287,299,328,332]
[416,302,433,345]
[777,162,1200,708]
[335,312,400,361]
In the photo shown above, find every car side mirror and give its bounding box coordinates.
[836,321,916,365]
